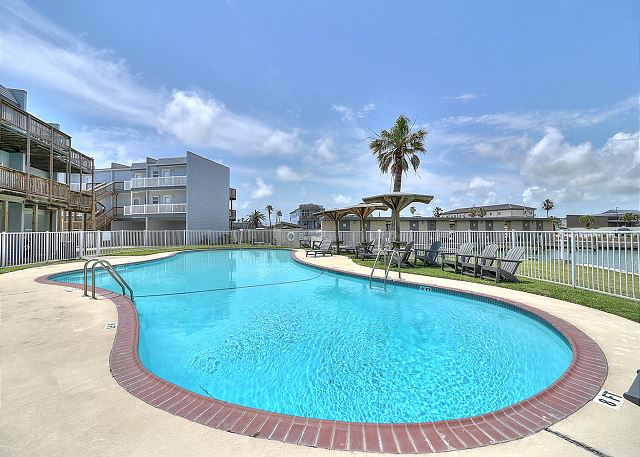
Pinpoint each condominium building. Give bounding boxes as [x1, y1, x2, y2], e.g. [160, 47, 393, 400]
[289, 203, 324, 229]
[322, 215, 554, 233]
[0, 84, 94, 232]
[442, 204, 536, 218]
[93, 152, 235, 231]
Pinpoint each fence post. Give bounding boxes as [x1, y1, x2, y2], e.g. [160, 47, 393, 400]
[97, 231, 102, 256]
[511, 229, 516, 249]
[377, 229, 382, 250]
[79, 231, 85, 258]
[570, 231, 576, 288]
[1, 232, 5, 267]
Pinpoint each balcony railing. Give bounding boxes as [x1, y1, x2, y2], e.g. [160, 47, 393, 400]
[124, 176, 187, 190]
[0, 164, 93, 211]
[1, 99, 93, 173]
[123, 203, 187, 215]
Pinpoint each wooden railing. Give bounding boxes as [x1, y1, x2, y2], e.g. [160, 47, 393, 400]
[1, 99, 91, 172]
[0, 164, 93, 211]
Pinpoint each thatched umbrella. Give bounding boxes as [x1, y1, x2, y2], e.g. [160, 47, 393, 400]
[362, 192, 433, 245]
[314, 208, 353, 250]
[344, 203, 388, 243]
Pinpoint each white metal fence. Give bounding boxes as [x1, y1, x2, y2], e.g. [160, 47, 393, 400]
[1, 229, 638, 300]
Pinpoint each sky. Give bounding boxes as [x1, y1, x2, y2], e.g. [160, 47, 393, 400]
[0, 0, 638, 219]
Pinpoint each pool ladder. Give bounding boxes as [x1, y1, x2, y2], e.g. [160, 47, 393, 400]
[369, 248, 403, 290]
[83, 258, 134, 300]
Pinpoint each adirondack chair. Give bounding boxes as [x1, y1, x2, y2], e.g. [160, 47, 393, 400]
[305, 238, 333, 257]
[460, 243, 499, 277]
[441, 242, 474, 273]
[414, 240, 442, 266]
[479, 246, 526, 282]
[357, 240, 376, 259]
[398, 241, 415, 268]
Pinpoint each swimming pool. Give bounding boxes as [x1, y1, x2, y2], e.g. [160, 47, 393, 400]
[52, 249, 573, 424]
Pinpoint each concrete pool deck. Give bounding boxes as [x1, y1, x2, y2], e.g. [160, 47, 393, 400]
[1, 250, 638, 456]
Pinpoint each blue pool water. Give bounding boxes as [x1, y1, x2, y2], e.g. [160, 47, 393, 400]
[53, 249, 572, 423]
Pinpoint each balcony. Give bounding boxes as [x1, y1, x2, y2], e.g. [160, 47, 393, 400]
[0, 164, 93, 212]
[124, 176, 187, 190]
[123, 203, 187, 215]
[229, 187, 236, 200]
[1, 99, 93, 173]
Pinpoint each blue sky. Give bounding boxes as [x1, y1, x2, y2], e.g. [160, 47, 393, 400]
[1, 0, 638, 218]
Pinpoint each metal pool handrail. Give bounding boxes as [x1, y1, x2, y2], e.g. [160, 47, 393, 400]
[83, 257, 134, 300]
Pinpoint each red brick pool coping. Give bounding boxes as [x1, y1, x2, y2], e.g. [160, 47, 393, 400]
[36, 251, 607, 454]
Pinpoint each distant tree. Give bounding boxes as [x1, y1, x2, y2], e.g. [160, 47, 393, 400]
[579, 214, 596, 229]
[621, 212, 639, 224]
[248, 210, 266, 228]
[478, 207, 487, 218]
[276, 209, 282, 223]
[409, 206, 417, 216]
[369, 114, 428, 192]
[469, 206, 479, 217]
[542, 198, 555, 218]
[265, 205, 273, 227]
[433, 206, 443, 218]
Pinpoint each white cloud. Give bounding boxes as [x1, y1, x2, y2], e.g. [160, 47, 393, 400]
[313, 137, 337, 162]
[332, 103, 376, 123]
[333, 194, 353, 206]
[520, 128, 639, 203]
[158, 90, 300, 155]
[250, 177, 274, 199]
[439, 97, 638, 132]
[275, 165, 301, 182]
[468, 176, 496, 190]
[444, 93, 482, 102]
[0, 0, 161, 124]
[0, 1, 300, 157]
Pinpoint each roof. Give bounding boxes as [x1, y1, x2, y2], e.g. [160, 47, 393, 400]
[598, 209, 640, 216]
[0, 84, 19, 106]
[442, 203, 535, 214]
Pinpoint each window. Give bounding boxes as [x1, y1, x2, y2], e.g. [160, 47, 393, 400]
[152, 195, 159, 204]
[152, 170, 159, 177]
[497, 211, 501, 216]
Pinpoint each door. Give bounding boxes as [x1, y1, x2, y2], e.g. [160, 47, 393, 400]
[161, 169, 171, 178]
[410, 220, 419, 231]
[162, 195, 172, 204]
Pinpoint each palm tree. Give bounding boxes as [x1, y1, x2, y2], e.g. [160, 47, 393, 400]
[276, 209, 282, 223]
[409, 206, 416, 217]
[579, 214, 596, 229]
[265, 205, 273, 228]
[469, 206, 479, 217]
[478, 207, 487, 218]
[542, 198, 555, 218]
[621, 212, 639, 223]
[248, 210, 266, 228]
[369, 114, 428, 192]
[433, 206, 443, 218]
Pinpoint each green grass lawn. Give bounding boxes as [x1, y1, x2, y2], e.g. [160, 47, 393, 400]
[351, 257, 639, 323]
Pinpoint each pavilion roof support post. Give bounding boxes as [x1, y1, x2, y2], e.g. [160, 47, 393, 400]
[344, 203, 388, 243]
[362, 193, 434, 245]
[314, 208, 352, 251]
